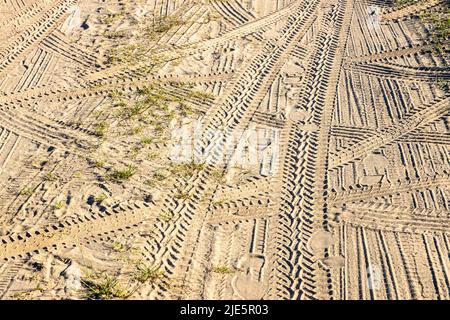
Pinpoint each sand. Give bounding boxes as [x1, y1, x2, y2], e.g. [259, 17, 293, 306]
[0, 0, 449, 300]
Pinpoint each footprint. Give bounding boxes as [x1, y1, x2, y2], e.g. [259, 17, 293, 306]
[308, 230, 334, 254]
[232, 254, 268, 299]
[287, 108, 311, 122]
[321, 255, 345, 269]
[263, 29, 280, 41]
[298, 122, 319, 132]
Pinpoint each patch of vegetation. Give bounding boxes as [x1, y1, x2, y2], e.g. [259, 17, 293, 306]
[159, 212, 173, 222]
[174, 191, 192, 201]
[54, 201, 65, 210]
[110, 166, 136, 182]
[144, 170, 167, 187]
[394, 0, 416, 6]
[177, 103, 193, 116]
[19, 187, 34, 196]
[140, 136, 154, 145]
[105, 84, 182, 141]
[210, 169, 225, 183]
[107, 89, 125, 99]
[418, 4, 449, 53]
[103, 30, 128, 40]
[106, 44, 147, 65]
[212, 266, 235, 274]
[43, 172, 58, 182]
[434, 76, 449, 89]
[81, 260, 166, 300]
[142, 15, 185, 39]
[133, 264, 163, 284]
[11, 291, 31, 300]
[170, 161, 206, 178]
[187, 90, 215, 102]
[99, 11, 125, 25]
[111, 241, 126, 252]
[147, 151, 160, 160]
[82, 274, 128, 300]
[94, 159, 106, 169]
[118, 101, 149, 121]
[94, 193, 108, 203]
[211, 199, 225, 206]
[153, 171, 167, 181]
[94, 121, 109, 138]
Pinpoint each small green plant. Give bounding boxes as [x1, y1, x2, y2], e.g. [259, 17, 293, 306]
[106, 44, 146, 65]
[212, 266, 235, 274]
[210, 169, 225, 183]
[34, 281, 45, 292]
[103, 30, 127, 39]
[19, 187, 34, 196]
[107, 89, 125, 99]
[394, 0, 415, 6]
[170, 161, 206, 178]
[100, 12, 125, 25]
[54, 201, 65, 210]
[212, 199, 224, 206]
[94, 193, 108, 203]
[43, 172, 58, 182]
[111, 241, 125, 252]
[119, 101, 149, 120]
[142, 15, 185, 38]
[11, 291, 31, 300]
[154, 171, 168, 181]
[130, 126, 144, 135]
[143, 179, 156, 187]
[82, 274, 127, 300]
[147, 151, 159, 160]
[133, 264, 163, 284]
[433, 75, 449, 88]
[140, 137, 153, 145]
[159, 212, 173, 222]
[110, 166, 136, 182]
[178, 103, 196, 117]
[188, 90, 215, 101]
[94, 160, 106, 168]
[94, 121, 109, 137]
[174, 192, 191, 201]
[144, 170, 167, 187]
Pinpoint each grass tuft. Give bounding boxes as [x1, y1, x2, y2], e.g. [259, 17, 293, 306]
[19, 187, 34, 196]
[133, 264, 163, 284]
[82, 275, 127, 300]
[110, 166, 136, 182]
[212, 266, 235, 274]
[43, 173, 58, 182]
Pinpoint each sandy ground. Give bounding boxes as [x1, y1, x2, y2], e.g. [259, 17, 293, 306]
[0, 0, 449, 300]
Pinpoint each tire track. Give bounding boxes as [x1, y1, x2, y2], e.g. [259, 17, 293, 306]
[335, 202, 450, 234]
[331, 125, 450, 145]
[346, 42, 449, 64]
[346, 62, 450, 83]
[134, 0, 322, 299]
[330, 96, 450, 168]
[0, 0, 76, 78]
[269, 0, 355, 300]
[0, 201, 158, 261]
[330, 175, 450, 204]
